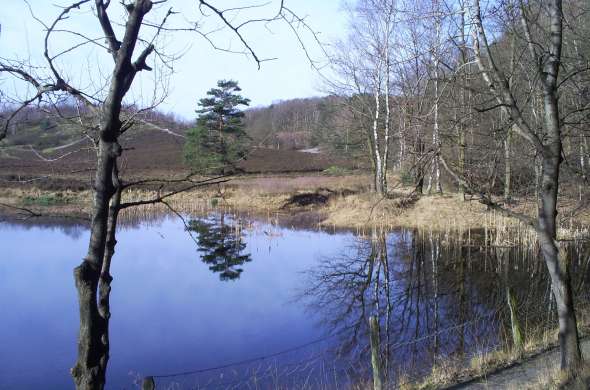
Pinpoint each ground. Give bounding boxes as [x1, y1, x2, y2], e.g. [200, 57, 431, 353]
[448, 339, 590, 390]
[2, 122, 587, 232]
[2, 172, 589, 251]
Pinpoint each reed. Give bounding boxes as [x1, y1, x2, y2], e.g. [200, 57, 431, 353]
[4, 177, 590, 248]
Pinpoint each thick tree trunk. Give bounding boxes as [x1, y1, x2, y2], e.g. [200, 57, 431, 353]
[70, 2, 154, 387]
[538, 146, 581, 370]
[538, 2, 582, 364]
[470, 0, 582, 370]
[97, 164, 121, 379]
[72, 265, 107, 390]
[71, 141, 118, 389]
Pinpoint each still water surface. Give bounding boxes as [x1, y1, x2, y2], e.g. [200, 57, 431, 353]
[0, 216, 351, 389]
[0, 214, 588, 389]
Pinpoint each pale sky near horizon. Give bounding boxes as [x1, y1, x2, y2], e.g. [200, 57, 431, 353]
[0, 0, 348, 120]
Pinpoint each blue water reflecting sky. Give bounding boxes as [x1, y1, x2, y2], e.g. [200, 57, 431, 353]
[0, 216, 353, 389]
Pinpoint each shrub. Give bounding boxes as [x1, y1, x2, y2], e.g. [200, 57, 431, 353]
[22, 193, 70, 207]
[323, 165, 350, 176]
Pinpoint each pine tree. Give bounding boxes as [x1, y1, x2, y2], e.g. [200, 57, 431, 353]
[184, 80, 250, 173]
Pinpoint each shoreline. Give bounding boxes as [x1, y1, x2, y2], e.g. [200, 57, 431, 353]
[1, 173, 589, 238]
[3, 174, 590, 390]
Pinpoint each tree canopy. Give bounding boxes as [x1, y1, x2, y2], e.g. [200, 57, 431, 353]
[184, 80, 251, 173]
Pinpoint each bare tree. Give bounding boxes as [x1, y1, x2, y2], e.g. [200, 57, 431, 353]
[0, 1, 318, 388]
[467, 0, 582, 370]
[426, 0, 444, 194]
[327, 0, 398, 195]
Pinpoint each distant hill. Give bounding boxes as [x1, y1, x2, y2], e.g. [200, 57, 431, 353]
[0, 104, 352, 188]
[0, 105, 188, 152]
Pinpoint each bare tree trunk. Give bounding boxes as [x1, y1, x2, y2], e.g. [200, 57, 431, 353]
[71, 2, 155, 388]
[457, 1, 468, 201]
[428, 0, 442, 194]
[504, 34, 516, 203]
[537, 0, 581, 367]
[415, 127, 425, 194]
[538, 143, 581, 369]
[72, 141, 119, 389]
[470, 0, 582, 370]
[372, 80, 385, 195]
[383, 52, 390, 194]
[504, 128, 512, 201]
[97, 165, 121, 379]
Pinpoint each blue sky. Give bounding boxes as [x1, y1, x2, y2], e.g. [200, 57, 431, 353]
[0, 0, 348, 119]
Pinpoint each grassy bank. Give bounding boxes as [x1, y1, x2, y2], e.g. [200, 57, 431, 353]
[1, 173, 589, 237]
[400, 304, 590, 390]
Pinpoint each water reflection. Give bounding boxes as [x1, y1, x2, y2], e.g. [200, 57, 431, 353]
[302, 229, 590, 386]
[187, 214, 252, 281]
[0, 215, 348, 389]
[1, 215, 589, 389]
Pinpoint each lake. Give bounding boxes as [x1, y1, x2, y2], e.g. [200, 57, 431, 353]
[1, 213, 588, 389]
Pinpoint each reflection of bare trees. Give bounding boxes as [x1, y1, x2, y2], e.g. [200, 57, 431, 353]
[302, 230, 590, 386]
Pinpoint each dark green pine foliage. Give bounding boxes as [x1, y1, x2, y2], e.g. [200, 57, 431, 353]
[187, 214, 251, 281]
[184, 80, 251, 173]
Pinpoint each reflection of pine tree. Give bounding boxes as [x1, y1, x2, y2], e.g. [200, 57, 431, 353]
[187, 214, 251, 281]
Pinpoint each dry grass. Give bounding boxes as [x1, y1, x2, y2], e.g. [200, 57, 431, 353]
[322, 193, 511, 231]
[523, 363, 590, 390]
[226, 173, 370, 194]
[400, 306, 590, 390]
[0, 187, 91, 218]
[2, 173, 589, 238]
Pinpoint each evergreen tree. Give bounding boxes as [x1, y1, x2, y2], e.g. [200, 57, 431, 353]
[184, 80, 250, 173]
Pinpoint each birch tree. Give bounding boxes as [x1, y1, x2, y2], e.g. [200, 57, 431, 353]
[328, 0, 398, 195]
[426, 0, 443, 194]
[467, 0, 583, 370]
